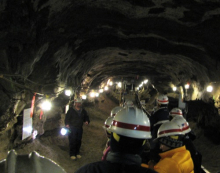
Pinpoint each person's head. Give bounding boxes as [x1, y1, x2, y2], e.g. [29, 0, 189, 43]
[156, 121, 184, 152]
[110, 106, 123, 117]
[157, 94, 169, 107]
[171, 116, 191, 134]
[0, 150, 66, 173]
[103, 116, 114, 138]
[108, 107, 151, 155]
[169, 108, 183, 120]
[74, 98, 82, 109]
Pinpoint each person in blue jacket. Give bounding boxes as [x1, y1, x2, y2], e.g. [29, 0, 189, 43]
[65, 98, 90, 160]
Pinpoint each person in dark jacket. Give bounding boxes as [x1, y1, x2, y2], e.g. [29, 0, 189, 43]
[170, 108, 204, 173]
[147, 94, 169, 163]
[150, 94, 169, 141]
[75, 107, 157, 173]
[65, 98, 90, 160]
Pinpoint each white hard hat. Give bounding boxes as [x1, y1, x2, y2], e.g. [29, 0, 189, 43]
[103, 116, 114, 129]
[157, 121, 184, 139]
[74, 98, 82, 103]
[108, 107, 151, 139]
[110, 106, 123, 117]
[0, 150, 66, 173]
[157, 94, 169, 104]
[170, 108, 183, 118]
[171, 116, 191, 134]
[157, 121, 184, 148]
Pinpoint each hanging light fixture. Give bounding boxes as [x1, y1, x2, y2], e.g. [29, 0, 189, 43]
[117, 82, 122, 88]
[206, 85, 213, 92]
[185, 83, 189, 89]
[104, 86, 109, 91]
[173, 86, 177, 91]
[144, 79, 148, 84]
[82, 95, 87, 100]
[65, 89, 72, 96]
[42, 100, 52, 111]
[90, 92, 95, 97]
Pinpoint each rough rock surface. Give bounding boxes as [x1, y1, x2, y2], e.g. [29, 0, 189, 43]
[0, 1, 220, 172]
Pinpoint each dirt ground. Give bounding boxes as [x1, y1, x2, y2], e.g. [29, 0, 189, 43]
[5, 93, 220, 173]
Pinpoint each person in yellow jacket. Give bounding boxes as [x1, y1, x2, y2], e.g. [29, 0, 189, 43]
[142, 121, 194, 173]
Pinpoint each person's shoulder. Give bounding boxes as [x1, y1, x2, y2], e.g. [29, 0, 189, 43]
[66, 107, 74, 113]
[75, 161, 107, 173]
[156, 107, 169, 113]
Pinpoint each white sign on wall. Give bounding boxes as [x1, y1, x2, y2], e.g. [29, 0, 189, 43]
[22, 108, 33, 140]
[65, 105, 69, 113]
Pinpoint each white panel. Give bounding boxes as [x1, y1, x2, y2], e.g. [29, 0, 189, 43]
[22, 108, 33, 140]
[65, 105, 69, 113]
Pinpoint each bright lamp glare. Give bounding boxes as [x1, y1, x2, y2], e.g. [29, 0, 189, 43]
[109, 81, 113, 86]
[95, 93, 99, 97]
[60, 128, 67, 136]
[99, 89, 103, 93]
[104, 86, 108, 91]
[107, 79, 110, 85]
[144, 80, 148, 84]
[207, 85, 213, 92]
[23, 126, 33, 133]
[173, 86, 177, 91]
[90, 92, 95, 97]
[82, 95, 87, 100]
[118, 82, 122, 88]
[42, 100, 52, 111]
[185, 84, 189, 89]
[33, 130, 38, 139]
[65, 90, 72, 96]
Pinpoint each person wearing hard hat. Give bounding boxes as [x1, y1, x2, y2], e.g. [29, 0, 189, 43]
[142, 121, 194, 173]
[75, 107, 156, 173]
[102, 116, 114, 161]
[150, 94, 169, 141]
[65, 98, 90, 160]
[170, 108, 203, 173]
[148, 94, 170, 163]
[169, 108, 196, 141]
[102, 106, 123, 161]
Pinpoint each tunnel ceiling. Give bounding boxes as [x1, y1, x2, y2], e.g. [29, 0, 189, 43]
[1, 0, 220, 95]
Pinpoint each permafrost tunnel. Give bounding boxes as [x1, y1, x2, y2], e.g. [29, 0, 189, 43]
[0, 0, 220, 172]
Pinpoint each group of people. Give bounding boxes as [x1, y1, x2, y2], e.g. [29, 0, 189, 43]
[64, 95, 203, 173]
[0, 95, 203, 173]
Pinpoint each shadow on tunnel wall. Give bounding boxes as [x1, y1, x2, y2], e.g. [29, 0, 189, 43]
[187, 100, 220, 145]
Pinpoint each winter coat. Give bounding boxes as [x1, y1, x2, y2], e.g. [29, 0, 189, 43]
[142, 146, 194, 173]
